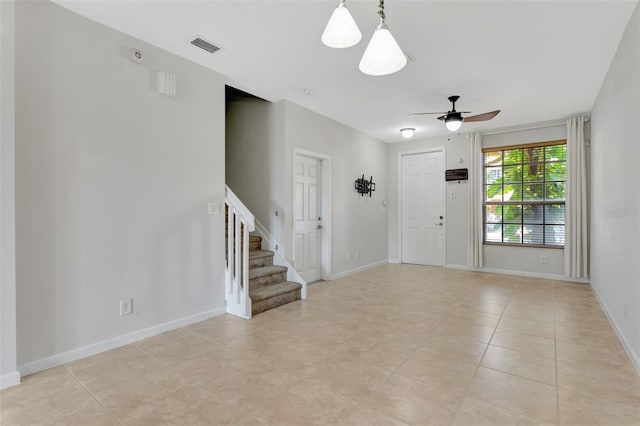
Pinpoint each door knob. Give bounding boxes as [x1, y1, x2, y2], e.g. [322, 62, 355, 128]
[317, 225, 323, 230]
[437, 222, 443, 226]
[439, 215, 444, 219]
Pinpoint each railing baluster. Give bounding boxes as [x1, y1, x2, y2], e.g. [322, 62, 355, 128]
[226, 205, 233, 296]
[224, 186, 255, 319]
[242, 221, 250, 316]
[234, 210, 242, 304]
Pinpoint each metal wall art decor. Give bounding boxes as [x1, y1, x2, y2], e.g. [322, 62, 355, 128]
[355, 175, 376, 197]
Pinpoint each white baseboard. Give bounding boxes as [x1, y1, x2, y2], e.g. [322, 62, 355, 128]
[328, 260, 388, 280]
[388, 259, 401, 264]
[17, 307, 226, 378]
[590, 284, 640, 376]
[445, 264, 472, 271]
[0, 371, 21, 389]
[478, 267, 589, 283]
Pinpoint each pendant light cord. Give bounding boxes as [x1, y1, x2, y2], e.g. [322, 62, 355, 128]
[377, 0, 385, 21]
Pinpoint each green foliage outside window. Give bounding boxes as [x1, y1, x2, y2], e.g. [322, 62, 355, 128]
[484, 142, 566, 247]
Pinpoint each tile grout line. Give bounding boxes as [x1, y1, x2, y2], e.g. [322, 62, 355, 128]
[448, 287, 513, 426]
[553, 281, 561, 425]
[380, 320, 439, 386]
[63, 364, 125, 426]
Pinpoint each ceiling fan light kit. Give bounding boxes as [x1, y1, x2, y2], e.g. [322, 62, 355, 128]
[321, 0, 362, 49]
[410, 95, 501, 133]
[445, 114, 463, 132]
[323, 0, 406, 76]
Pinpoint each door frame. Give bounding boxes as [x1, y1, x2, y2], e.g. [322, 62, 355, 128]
[293, 148, 332, 280]
[398, 147, 447, 265]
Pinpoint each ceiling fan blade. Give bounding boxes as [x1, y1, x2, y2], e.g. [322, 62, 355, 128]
[409, 112, 448, 116]
[463, 110, 501, 122]
[437, 115, 446, 121]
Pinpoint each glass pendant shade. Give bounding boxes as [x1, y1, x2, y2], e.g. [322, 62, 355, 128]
[359, 20, 407, 76]
[321, 1, 362, 49]
[445, 114, 463, 132]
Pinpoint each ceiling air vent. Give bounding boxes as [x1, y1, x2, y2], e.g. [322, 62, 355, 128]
[191, 37, 220, 54]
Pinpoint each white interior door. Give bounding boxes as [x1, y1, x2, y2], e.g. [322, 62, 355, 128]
[294, 155, 322, 282]
[401, 151, 445, 266]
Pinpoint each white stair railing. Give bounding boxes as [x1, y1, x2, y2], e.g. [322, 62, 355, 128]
[225, 186, 255, 319]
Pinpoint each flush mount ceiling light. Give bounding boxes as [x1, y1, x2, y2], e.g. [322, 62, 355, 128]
[400, 128, 415, 139]
[321, 0, 362, 49]
[322, 0, 406, 77]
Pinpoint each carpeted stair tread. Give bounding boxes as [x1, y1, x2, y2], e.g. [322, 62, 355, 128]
[249, 265, 287, 280]
[248, 235, 262, 250]
[250, 281, 302, 303]
[249, 250, 274, 259]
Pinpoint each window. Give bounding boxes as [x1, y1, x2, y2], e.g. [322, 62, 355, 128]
[483, 140, 566, 247]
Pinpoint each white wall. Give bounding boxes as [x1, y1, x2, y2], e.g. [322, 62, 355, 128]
[386, 134, 470, 266]
[387, 125, 570, 277]
[226, 99, 285, 243]
[483, 124, 567, 276]
[283, 101, 388, 277]
[590, 2, 640, 371]
[227, 99, 388, 278]
[0, 0, 20, 389]
[15, 2, 226, 368]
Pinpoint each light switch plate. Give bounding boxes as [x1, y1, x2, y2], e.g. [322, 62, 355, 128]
[208, 202, 221, 215]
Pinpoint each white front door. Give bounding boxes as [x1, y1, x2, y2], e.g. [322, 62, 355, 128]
[401, 151, 445, 266]
[294, 155, 322, 282]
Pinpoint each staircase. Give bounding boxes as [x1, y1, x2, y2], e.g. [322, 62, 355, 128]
[246, 235, 302, 315]
[224, 187, 302, 318]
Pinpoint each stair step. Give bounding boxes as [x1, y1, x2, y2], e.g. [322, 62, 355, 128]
[249, 265, 287, 290]
[250, 281, 302, 315]
[249, 235, 262, 251]
[249, 250, 274, 268]
[224, 235, 262, 251]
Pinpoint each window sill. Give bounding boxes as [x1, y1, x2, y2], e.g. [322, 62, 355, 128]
[483, 242, 564, 249]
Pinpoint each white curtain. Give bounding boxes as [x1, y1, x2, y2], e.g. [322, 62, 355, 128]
[565, 117, 589, 278]
[468, 132, 483, 269]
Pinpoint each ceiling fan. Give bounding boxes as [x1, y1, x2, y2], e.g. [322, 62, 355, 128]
[410, 96, 501, 132]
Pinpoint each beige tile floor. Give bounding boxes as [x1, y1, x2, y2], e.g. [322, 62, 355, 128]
[2, 264, 640, 425]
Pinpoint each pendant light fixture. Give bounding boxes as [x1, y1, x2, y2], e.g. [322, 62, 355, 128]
[359, 0, 407, 76]
[322, 0, 406, 76]
[321, 0, 362, 49]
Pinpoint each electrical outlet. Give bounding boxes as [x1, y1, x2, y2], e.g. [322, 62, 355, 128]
[119, 299, 133, 316]
[346, 252, 351, 261]
[539, 255, 548, 264]
[355, 250, 360, 260]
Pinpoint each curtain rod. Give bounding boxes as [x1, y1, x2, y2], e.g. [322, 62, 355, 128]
[481, 117, 589, 136]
